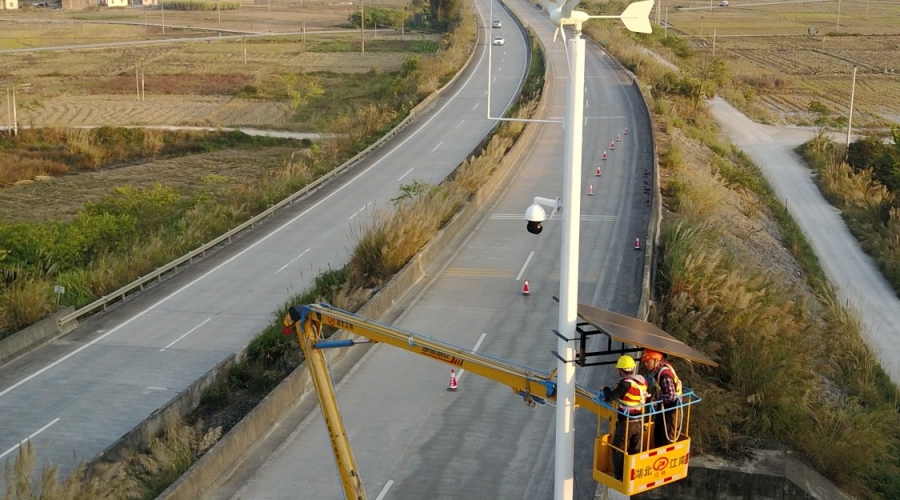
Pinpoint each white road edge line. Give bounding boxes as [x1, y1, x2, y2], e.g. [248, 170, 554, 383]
[456, 332, 487, 382]
[398, 167, 414, 181]
[276, 248, 311, 274]
[0, 418, 61, 460]
[516, 251, 534, 281]
[161, 317, 212, 351]
[0, 10, 498, 401]
[375, 479, 394, 500]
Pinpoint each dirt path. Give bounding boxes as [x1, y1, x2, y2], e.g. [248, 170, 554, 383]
[709, 96, 900, 384]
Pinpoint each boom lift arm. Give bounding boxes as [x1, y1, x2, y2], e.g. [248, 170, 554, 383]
[282, 302, 715, 498]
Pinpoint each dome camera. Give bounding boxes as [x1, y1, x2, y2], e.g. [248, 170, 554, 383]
[525, 203, 547, 235]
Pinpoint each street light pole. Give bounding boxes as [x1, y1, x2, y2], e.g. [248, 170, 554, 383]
[555, 27, 585, 500]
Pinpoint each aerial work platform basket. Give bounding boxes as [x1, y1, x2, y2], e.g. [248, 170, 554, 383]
[568, 301, 718, 496]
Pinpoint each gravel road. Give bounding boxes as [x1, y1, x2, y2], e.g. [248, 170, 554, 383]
[709, 97, 900, 385]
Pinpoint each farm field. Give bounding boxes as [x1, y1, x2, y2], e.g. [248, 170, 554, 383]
[0, 0, 428, 128]
[665, 0, 900, 127]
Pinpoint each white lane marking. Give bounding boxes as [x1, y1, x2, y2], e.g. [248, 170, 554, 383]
[348, 202, 374, 220]
[0, 9, 499, 401]
[146, 386, 168, 391]
[398, 167, 414, 181]
[456, 333, 487, 383]
[432, 141, 444, 152]
[473, 102, 480, 110]
[161, 317, 212, 351]
[516, 251, 535, 281]
[276, 248, 311, 273]
[455, 121, 464, 129]
[0, 418, 61, 460]
[375, 479, 394, 500]
[586, 99, 589, 108]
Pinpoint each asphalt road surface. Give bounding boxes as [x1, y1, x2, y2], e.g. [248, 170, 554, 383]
[206, 0, 653, 498]
[0, 4, 527, 480]
[709, 97, 900, 384]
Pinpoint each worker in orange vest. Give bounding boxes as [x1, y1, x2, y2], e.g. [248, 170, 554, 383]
[600, 355, 648, 481]
[641, 349, 683, 447]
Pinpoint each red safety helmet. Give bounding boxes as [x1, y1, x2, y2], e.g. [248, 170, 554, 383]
[641, 349, 664, 362]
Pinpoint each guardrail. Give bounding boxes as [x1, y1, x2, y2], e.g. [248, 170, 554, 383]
[57, 39, 481, 331]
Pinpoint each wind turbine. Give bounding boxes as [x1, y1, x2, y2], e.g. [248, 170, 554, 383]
[541, 0, 654, 41]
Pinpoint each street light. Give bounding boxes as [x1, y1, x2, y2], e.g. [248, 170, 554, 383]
[528, 2, 653, 499]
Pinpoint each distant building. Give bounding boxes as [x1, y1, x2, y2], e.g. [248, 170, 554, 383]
[101, 0, 127, 5]
[2, 0, 19, 10]
[61, 0, 90, 8]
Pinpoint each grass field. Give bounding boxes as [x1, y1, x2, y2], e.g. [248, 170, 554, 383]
[663, 0, 900, 126]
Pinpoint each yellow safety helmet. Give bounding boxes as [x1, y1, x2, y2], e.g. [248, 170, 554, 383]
[615, 355, 636, 371]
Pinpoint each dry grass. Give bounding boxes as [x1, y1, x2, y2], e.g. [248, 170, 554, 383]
[1, 417, 219, 500]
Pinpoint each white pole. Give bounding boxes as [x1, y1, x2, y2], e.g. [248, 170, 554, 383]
[6, 87, 11, 136]
[712, 27, 716, 56]
[836, 0, 841, 32]
[12, 86, 18, 137]
[846, 66, 857, 149]
[665, 4, 668, 37]
[555, 27, 584, 500]
[161, 0, 165, 35]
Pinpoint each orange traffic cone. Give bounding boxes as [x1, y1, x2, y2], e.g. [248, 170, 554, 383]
[522, 280, 530, 295]
[602, 150, 607, 160]
[596, 166, 602, 176]
[610, 141, 615, 150]
[634, 237, 641, 250]
[616, 133, 621, 142]
[588, 184, 594, 196]
[448, 369, 458, 391]
[624, 126, 628, 135]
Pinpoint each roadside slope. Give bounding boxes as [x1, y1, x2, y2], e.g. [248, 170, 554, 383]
[709, 96, 900, 384]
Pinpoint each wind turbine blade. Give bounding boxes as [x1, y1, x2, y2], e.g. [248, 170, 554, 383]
[561, 0, 580, 18]
[619, 0, 654, 33]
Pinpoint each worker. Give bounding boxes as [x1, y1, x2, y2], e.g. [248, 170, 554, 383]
[641, 349, 683, 447]
[600, 355, 648, 481]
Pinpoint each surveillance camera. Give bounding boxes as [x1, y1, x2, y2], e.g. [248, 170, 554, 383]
[524, 203, 547, 235]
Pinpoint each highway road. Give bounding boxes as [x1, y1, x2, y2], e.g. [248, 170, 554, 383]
[207, 0, 653, 498]
[0, 2, 527, 480]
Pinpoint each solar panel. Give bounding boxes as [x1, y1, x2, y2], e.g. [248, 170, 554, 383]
[574, 301, 718, 367]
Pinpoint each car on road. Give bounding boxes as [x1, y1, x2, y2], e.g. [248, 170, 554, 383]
[492, 20, 502, 28]
[492, 36, 505, 46]
[719, 1, 728, 5]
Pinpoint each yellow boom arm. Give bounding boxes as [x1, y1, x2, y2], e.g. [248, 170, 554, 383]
[282, 303, 701, 498]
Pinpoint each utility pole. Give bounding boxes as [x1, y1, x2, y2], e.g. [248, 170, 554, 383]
[161, 0, 165, 35]
[360, 0, 365, 55]
[5, 87, 10, 136]
[135, 63, 140, 101]
[836, 0, 841, 32]
[712, 27, 716, 57]
[846, 66, 857, 149]
[665, 4, 668, 37]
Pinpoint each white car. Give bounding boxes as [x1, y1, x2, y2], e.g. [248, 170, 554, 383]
[493, 36, 505, 46]
[492, 20, 502, 28]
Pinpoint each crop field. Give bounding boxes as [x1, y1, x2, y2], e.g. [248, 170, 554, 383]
[0, 0, 426, 128]
[0, 33, 434, 128]
[665, 0, 900, 126]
